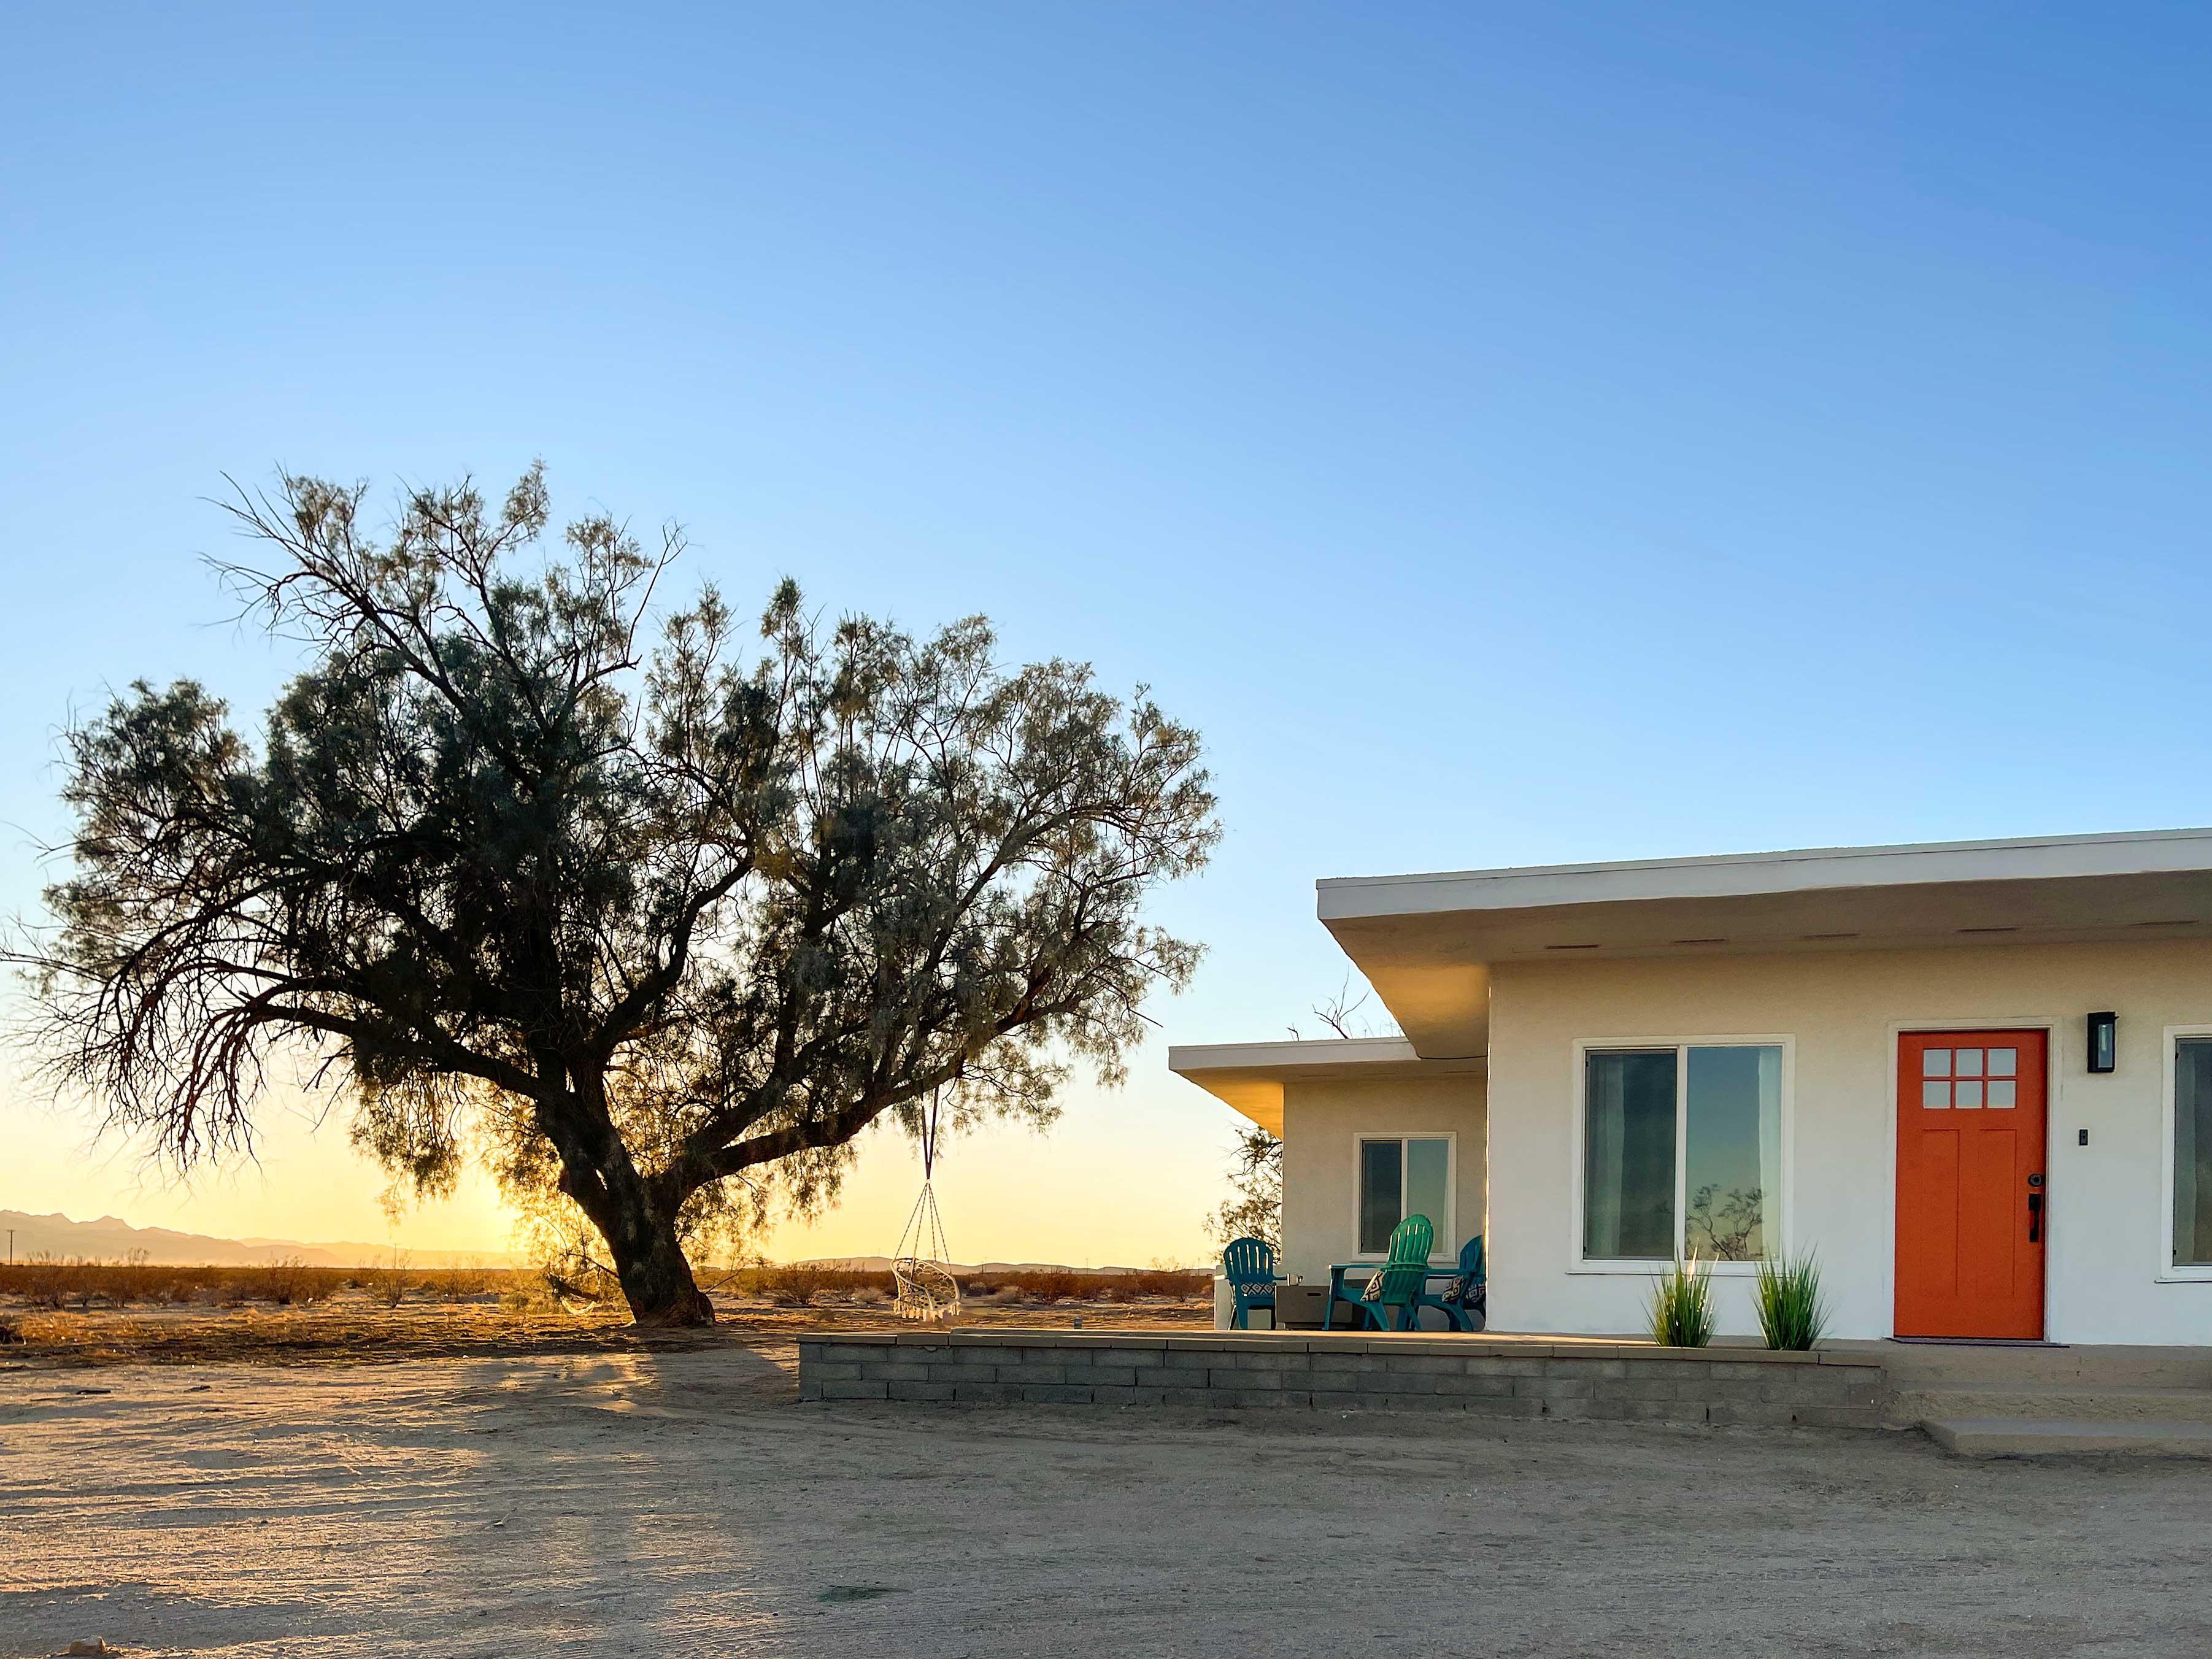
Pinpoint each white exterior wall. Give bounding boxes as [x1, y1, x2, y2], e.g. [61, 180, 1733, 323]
[1486, 939, 2212, 1344]
[1279, 1073, 1487, 1287]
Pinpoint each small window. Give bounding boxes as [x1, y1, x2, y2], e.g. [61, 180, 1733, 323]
[1357, 1134, 1451, 1254]
[1584, 1042, 1784, 1262]
[2175, 1039, 2212, 1269]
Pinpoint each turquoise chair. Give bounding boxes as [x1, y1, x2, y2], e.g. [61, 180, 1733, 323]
[1222, 1236, 1285, 1330]
[1412, 1234, 1486, 1333]
[1356, 1214, 1435, 1331]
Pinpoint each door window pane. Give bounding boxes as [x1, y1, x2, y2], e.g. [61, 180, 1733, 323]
[1358, 1139, 1402, 1255]
[1584, 1050, 1677, 1259]
[1989, 1047, 2017, 1077]
[1921, 1080, 1950, 1108]
[1988, 1080, 2016, 1107]
[1956, 1080, 1983, 1108]
[1923, 1049, 1952, 1077]
[1404, 1139, 1450, 1251]
[1684, 1045, 1781, 1260]
[2176, 1041, 2212, 1266]
[1956, 1048, 1984, 1076]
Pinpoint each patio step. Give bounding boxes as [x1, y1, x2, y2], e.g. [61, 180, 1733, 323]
[1890, 1383, 2212, 1427]
[1925, 1417, 2212, 1458]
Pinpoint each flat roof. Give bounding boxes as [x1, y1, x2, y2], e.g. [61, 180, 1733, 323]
[1316, 827, 2212, 1060]
[1167, 1037, 1484, 1134]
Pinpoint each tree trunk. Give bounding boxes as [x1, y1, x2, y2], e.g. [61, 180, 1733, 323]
[601, 1198, 715, 1327]
[541, 1076, 716, 1328]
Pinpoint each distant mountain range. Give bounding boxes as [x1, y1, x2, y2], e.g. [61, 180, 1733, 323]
[0, 1209, 523, 1269]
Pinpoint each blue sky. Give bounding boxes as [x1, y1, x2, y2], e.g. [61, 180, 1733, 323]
[6, 4, 2212, 1263]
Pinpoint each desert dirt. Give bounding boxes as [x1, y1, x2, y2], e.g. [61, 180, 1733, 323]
[5, 1325, 2211, 1658]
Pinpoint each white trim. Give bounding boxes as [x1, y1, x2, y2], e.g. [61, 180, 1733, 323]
[1567, 1034, 1795, 1277]
[1317, 825, 2212, 915]
[2159, 1025, 2212, 1283]
[1350, 1130, 1458, 1262]
[1883, 1018, 2057, 1339]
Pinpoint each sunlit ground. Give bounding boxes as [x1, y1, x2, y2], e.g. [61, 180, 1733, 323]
[5, 1347, 2208, 1658]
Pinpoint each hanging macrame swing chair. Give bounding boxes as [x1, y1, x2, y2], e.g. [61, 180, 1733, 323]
[892, 1091, 961, 1323]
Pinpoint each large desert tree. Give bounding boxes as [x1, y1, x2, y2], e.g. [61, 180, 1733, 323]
[17, 467, 1217, 1324]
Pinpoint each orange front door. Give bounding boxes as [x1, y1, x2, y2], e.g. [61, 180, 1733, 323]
[1895, 1030, 2048, 1339]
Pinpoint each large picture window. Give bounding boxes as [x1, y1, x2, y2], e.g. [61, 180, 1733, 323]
[1357, 1134, 1452, 1255]
[1582, 1042, 1783, 1263]
[2172, 1037, 2212, 1271]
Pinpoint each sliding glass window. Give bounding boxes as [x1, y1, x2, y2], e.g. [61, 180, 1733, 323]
[2175, 1039, 2212, 1269]
[1583, 1043, 1783, 1263]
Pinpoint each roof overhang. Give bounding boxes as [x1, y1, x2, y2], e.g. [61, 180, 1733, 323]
[1319, 828, 2212, 1060]
[1166, 1036, 1486, 1135]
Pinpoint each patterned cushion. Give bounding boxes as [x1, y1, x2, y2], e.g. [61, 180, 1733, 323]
[1360, 1270, 1387, 1301]
[1441, 1272, 1474, 1303]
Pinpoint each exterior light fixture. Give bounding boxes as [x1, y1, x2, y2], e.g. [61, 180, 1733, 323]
[2087, 1011, 2117, 1074]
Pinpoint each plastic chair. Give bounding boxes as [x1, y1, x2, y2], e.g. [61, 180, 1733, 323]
[1412, 1234, 1486, 1333]
[1357, 1214, 1435, 1331]
[1222, 1236, 1285, 1330]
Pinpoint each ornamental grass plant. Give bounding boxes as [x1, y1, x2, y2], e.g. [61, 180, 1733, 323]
[1753, 1252, 1832, 1350]
[1646, 1256, 1714, 1347]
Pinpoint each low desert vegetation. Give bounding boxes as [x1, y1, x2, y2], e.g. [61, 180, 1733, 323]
[1752, 1252, 1832, 1350]
[1646, 1257, 1716, 1348]
[0, 1257, 528, 1311]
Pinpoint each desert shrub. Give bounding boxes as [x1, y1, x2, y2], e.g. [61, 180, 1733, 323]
[1647, 1257, 1714, 1348]
[760, 1264, 831, 1307]
[1753, 1253, 1831, 1350]
[0, 1317, 21, 1344]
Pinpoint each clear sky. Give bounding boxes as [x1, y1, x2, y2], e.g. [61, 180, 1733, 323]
[6, 4, 2212, 1266]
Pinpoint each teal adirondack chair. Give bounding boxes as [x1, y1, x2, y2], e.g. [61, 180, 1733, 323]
[1412, 1234, 1486, 1333]
[1357, 1214, 1435, 1331]
[1222, 1236, 1285, 1330]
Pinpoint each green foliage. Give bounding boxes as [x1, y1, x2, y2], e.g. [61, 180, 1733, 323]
[1647, 1256, 1714, 1347]
[1209, 1124, 1282, 1249]
[1752, 1252, 1831, 1350]
[17, 466, 1219, 1322]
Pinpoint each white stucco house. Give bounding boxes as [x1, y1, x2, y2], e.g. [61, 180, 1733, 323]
[1171, 828, 2212, 1346]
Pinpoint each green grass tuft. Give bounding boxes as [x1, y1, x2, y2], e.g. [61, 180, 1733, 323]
[1646, 1256, 1714, 1347]
[1752, 1252, 1831, 1350]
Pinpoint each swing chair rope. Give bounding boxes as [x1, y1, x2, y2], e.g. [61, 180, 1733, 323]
[892, 1087, 960, 1323]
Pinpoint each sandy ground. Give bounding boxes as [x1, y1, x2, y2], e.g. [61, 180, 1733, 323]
[5, 1345, 2211, 1659]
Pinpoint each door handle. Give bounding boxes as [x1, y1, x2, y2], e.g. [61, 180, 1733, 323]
[2027, 1190, 2043, 1244]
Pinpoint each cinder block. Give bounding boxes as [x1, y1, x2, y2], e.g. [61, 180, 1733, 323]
[1219, 1350, 1307, 1371]
[1135, 1367, 1209, 1388]
[806, 1362, 861, 1382]
[1090, 1385, 1147, 1406]
[1463, 1358, 1547, 1378]
[864, 1362, 933, 1382]
[819, 1344, 896, 1368]
[798, 1380, 823, 1401]
[1543, 1359, 1628, 1380]
[995, 1365, 1068, 1385]
[1208, 1389, 1311, 1408]
[1020, 1384, 1095, 1404]
[1215, 1366, 1303, 1390]
[1160, 1388, 1217, 1407]
[820, 1380, 890, 1400]
[887, 1380, 957, 1402]
[1432, 1374, 1517, 1399]
[925, 1363, 1002, 1384]
[1517, 1378, 1594, 1401]
[1710, 1361, 1773, 1380]
[951, 1382, 1021, 1404]
[1628, 1360, 1711, 1383]
[1587, 1398, 1701, 1423]
[1062, 1366, 1139, 1388]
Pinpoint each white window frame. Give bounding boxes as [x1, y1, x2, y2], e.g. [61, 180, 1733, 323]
[1349, 1131, 1457, 1261]
[2160, 1025, 2212, 1283]
[1569, 1034, 1795, 1276]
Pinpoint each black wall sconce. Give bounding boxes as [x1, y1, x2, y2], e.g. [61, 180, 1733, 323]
[2087, 1010, 2118, 1074]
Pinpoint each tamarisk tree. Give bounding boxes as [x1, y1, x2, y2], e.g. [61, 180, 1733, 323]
[18, 468, 1218, 1325]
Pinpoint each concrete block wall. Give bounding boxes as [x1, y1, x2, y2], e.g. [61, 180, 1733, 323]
[796, 1330, 1884, 1428]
